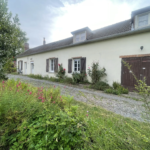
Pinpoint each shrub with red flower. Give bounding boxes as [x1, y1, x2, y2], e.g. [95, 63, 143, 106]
[56, 64, 66, 79]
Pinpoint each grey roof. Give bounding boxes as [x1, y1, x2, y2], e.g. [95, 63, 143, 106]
[17, 19, 135, 58]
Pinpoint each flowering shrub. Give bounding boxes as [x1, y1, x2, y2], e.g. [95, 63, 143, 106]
[56, 64, 66, 79]
[0, 79, 86, 149]
[87, 62, 106, 84]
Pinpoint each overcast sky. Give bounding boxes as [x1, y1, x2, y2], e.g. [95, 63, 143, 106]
[8, 0, 149, 48]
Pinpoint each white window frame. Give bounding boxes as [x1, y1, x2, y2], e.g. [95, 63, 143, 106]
[138, 13, 148, 28]
[49, 59, 55, 72]
[74, 32, 86, 43]
[73, 59, 81, 73]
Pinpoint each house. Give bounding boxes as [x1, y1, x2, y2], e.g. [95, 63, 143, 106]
[17, 6, 150, 90]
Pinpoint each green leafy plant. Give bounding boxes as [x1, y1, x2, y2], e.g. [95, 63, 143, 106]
[56, 64, 66, 79]
[64, 76, 73, 84]
[28, 74, 43, 79]
[72, 71, 87, 84]
[0, 79, 86, 149]
[90, 81, 110, 91]
[113, 82, 120, 90]
[87, 62, 106, 84]
[105, 88, 113, 94]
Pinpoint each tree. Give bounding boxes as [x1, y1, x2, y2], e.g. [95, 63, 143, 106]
[0, 0, 28, 79]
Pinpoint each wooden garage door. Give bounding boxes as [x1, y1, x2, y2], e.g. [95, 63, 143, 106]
[121, 57, 150, 91]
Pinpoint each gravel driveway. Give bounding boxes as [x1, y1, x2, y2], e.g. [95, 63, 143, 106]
[8, 74, 147, 122]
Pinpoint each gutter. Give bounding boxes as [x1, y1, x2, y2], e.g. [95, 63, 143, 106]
[17, 26, 150, 58]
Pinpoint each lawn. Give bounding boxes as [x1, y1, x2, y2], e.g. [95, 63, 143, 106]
[0, 79, 150, 150]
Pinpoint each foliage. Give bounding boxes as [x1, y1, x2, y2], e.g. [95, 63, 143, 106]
[87, 62, 106, 84]
[113, 81, 120, 90]
[90, 81, 110, 91]
[56, 64, 66, 79]
[28, 74, 43, 79]
[105, 82, 128, 95]
[122, 60, 150, 119]
[72, 71, 87, 84]
[0, 79, 86, 149]
[3, 57, 17, 73]
[64, 76, 73, 84]
[0, 0, 28, 79]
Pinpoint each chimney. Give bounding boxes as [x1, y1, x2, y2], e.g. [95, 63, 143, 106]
[24, 43, 29, 50]
[43, 37, 46, 45]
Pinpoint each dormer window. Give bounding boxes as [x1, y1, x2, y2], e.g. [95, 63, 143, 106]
[75, 32, 86, 43]
[138, 13, 148, 27]
[71, 27, 92, 44]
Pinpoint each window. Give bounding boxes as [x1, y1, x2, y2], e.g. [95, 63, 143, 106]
[49, 59, 54, 72]
[75, 32, 86, 43]
[73, 59, 80, 72]
[138, 14, 148, 27]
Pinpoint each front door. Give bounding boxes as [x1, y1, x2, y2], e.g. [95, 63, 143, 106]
[31, 63, 34, 74]
[121, 57, 150, 91]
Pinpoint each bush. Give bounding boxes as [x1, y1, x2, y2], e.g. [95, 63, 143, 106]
[64, 76, 73, 84]
[118, 86, 129, 94]
[88, 62, 106, 84]
[104, 82, 129, 95]
[90, 81, 110, 91]
[56, 64, 66, 79]
[28, 74, 43, 79]
[0, 79, 86, 149]
[105, 88, 113, 94]
[112, 82, 120, 90]
[72, 71, 87, 83]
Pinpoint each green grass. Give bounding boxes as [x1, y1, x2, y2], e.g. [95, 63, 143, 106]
[72, 100, 150, 149]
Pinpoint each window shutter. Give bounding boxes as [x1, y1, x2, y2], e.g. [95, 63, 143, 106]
[18, 61, 19, 69]
[54, 58, 58, 72]
[81, 57, 86, 72]
[68, 59, 72, 73]
[21, 61, 23, 70]
[46, 59, 49, 72]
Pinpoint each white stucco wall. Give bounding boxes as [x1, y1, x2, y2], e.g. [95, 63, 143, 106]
[17, 32, 150, 86]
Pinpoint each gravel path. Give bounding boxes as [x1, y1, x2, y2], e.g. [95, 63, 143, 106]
[8, 74, 147, 122]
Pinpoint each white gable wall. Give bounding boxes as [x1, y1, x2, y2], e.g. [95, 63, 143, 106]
[17, 32, 150, 86]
